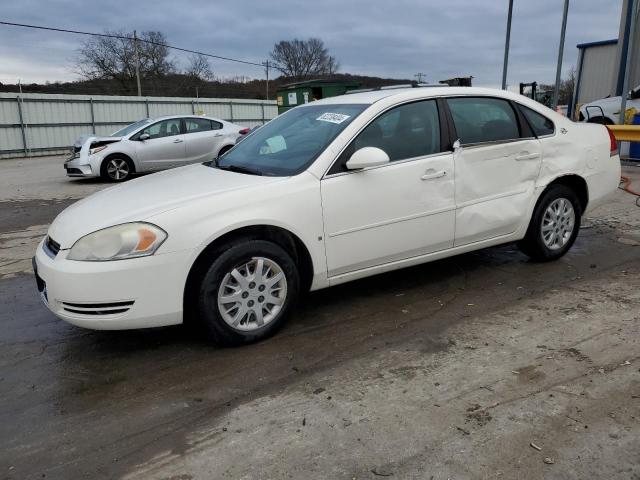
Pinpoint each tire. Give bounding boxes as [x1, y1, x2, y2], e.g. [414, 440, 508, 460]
[100, 156, 133, 182]
[587, 116, 614, 125]
[518, 185, 582, 262]
[195, 240, 300, 346]
[218, 145, 233, 157]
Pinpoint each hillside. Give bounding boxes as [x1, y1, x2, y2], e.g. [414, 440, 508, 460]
[0, 73, 415, 99]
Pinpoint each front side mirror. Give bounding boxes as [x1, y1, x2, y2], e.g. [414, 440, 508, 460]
[346, 147, 390, 170]
[139, 133, 150, 141]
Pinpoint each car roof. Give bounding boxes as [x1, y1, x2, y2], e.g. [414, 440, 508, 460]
[149, 114, 226, 122]
[308, 86, 527, 105]
[304, 86, 567, 121]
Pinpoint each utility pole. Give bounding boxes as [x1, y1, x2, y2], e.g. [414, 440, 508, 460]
[133, 30, 142, 96]
[414, 72, 427, 83]
[552, 0, 570, 109]
[501, 0, 514, 90]
[620, 0, 638, 125]
[264, 60, 270, 100]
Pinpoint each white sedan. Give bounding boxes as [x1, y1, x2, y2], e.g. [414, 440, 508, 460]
[34, 87, 621, 346]
[65, 115, 249, 182]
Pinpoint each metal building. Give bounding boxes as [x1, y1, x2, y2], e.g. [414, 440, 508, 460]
[574, 39, 619, 105]
[573, 0, 639, 111]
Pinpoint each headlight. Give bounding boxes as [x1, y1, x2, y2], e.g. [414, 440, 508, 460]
[89, 145, 108, 155]
[67, 223, 167, 261]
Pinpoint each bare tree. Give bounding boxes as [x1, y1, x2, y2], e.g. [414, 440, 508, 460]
[75, 30, 175, 92]
[269, 38, 339, 79]
[539, 66, 576, 106]
[141, 31, 175, 77]
[185, 54, 214, 81]
[326, 56, 340, 75]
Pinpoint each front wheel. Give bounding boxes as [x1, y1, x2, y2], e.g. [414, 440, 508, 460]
[196, 240, 300, 346]
[518, 185, 582, 262]
[101, 157, 133, 182]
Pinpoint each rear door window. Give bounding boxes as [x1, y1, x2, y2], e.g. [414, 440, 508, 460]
[446, 97, 521, 145]
[520, 105, 555, 136]
[185, 118, 213, 133]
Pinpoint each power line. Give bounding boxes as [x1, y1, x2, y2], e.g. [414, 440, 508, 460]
[414, 72, 427, 83]
[0, 20, 265, 67]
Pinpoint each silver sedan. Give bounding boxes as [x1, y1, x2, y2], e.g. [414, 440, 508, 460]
[65, 115, 250, 182]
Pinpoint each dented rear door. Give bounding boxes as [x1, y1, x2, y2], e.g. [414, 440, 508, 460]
[445, 96, 542, 246]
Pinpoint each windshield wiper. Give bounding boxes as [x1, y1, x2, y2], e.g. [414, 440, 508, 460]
[216, 164, 263, 176]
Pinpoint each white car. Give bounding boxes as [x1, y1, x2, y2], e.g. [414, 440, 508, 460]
[579, 84, 640, 124]
[34, 87, 621, 346]
[65, 115, 249, 182]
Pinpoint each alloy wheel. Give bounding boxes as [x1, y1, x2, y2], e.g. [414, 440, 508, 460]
[106, 159, 130, 181]
[541, 198, 575, 250]
[217, 257, 288, 331]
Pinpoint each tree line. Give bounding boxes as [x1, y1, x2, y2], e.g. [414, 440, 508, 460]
[56, 32, 345, 97]
[0, 32, 414, 98]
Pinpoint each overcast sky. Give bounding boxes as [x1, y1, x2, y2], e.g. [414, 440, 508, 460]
[0, 0, 623, 88]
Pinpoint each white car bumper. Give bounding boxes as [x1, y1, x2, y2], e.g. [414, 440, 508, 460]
[64, 152, 103, 178]
[33, 238, 194, 330]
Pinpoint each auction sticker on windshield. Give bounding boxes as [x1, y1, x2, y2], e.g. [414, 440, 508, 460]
[316, 113, 351, 124]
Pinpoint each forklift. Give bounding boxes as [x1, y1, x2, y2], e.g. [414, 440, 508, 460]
[519, 82, 553, 108]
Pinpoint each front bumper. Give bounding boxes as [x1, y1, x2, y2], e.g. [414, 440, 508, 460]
[34, 238, 194, 330]
[64, 154, 99, 178]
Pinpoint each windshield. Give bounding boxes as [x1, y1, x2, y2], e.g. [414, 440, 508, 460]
[111, 118, 152, 137]
[216, 104, 367, 176]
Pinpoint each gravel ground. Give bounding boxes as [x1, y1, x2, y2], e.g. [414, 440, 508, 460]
[0, 156, 639, 480]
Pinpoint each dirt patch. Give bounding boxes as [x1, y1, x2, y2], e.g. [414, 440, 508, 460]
[515, 364, 546, 383]
[466, 404, 493, 426]
[560, 347, 591, 363]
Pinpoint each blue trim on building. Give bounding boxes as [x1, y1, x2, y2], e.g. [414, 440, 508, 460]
[617, 0, 635, 96]
[576, 39, 618, 49]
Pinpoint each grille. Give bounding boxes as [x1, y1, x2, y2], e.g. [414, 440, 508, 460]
[62, 300, 135, 316]
[43, 236, 60, 258]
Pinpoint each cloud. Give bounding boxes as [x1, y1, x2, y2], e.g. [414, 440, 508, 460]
[0, 0, 623, 86]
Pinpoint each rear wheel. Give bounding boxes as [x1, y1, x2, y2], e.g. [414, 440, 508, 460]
[587, 116, 614, 125]
[518, 185, 582, 261]
[195, 240, 300, 346]
[218, 145, 233, 157]
[101, 157, 133, 182]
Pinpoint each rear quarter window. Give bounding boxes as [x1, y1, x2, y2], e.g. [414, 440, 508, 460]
[520, 105, 555, 136]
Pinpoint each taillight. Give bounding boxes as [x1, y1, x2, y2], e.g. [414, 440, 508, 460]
[605, 126, 617, 156]
[239, 128, 250, 135]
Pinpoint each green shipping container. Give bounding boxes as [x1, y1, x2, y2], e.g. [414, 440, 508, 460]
[276, 79, 360, 114]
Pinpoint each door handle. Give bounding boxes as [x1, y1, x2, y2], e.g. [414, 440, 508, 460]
[173, 138, 184, 143]
[421, 170, 447, 180]
[515, 152, 540, 161]
[213, 133, 224, 137]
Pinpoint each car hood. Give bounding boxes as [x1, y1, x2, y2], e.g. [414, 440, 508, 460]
[581, 96, 621, 112]
[48, 164, 284, 248]
[74, 134, 122, 148]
